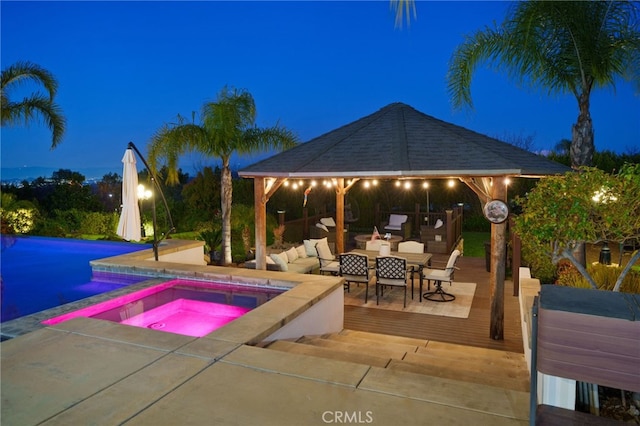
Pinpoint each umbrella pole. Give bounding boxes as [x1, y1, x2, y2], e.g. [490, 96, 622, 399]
[151, 176, 158, 261]
[127, 141, 175, 261]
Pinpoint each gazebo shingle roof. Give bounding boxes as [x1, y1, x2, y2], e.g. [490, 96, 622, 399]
[239, 102, 570, 178]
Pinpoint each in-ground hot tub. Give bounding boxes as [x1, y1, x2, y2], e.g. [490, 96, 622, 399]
[43, 279, 285, 337]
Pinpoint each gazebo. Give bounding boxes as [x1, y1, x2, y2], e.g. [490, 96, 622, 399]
[239, 102, 570, 340]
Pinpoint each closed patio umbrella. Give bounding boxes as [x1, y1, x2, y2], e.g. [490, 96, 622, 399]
[116, 148, 141, 242]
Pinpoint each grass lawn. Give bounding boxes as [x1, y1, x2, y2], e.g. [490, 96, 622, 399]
[462, 232, 490, 257]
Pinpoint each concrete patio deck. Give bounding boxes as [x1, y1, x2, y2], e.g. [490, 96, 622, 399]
[1, 241, 529, 425]
[1, 317, 528, 425]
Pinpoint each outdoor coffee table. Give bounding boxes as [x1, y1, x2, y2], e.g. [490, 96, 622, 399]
[354, 234, 403, 250]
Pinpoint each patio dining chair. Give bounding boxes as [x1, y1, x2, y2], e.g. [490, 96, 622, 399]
[397, 241, 424, 299]
[339, 253, 372, 302]
[422, 249, 461, 302]
[316, 238, 340, 275]
[375, 256, 408, 308]
[318, 256, 340, 276]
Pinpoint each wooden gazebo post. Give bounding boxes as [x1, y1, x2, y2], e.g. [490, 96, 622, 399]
[253, 177, 267, 270]
[489, 176, 508, 340]
[253, 176, 286, 270]
[335, 178, 345, 254]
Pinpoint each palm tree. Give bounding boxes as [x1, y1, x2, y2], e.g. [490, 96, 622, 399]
[391, 0, 416, 28]
[447, 1, 640, 168]
[148, 86, 298, 265]
[1, 61, 66, 148]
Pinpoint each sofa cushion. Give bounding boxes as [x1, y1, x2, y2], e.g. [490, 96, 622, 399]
[320, 217, 336, 227]
[387, 214, 408, 229]
[315, 237, 333, 261]
[315, 223, 329, 232]
[286, 247, 299, 263]
[270, 253, 288, 271]
[303, 239, 323, 257]
[295, 245, 308, 259]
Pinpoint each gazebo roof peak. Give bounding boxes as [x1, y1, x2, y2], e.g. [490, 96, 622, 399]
[239, 102, 570, 179]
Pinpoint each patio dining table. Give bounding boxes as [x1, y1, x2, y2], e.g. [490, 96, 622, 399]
[348, 249, 432, 302]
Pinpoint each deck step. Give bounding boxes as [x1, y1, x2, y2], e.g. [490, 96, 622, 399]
[420, 341, 525, 364]
[337, 329, 429, 347]
[296, 336, 408, 360]
[389, 352, 530, 392]
[359, 367, 529, 421]
[265, 340, 391, 367]
[321, 334, 422, 355]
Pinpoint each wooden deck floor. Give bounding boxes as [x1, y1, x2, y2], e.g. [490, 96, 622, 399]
[344, 255, 525, 353]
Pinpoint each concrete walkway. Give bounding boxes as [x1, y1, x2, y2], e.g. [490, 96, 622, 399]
[2, 317, 528, 425]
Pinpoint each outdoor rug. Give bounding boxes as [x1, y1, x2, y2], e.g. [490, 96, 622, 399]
[343, 281, 477, 319]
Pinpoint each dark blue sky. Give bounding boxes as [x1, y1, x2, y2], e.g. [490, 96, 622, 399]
[2, 1, 638, 180]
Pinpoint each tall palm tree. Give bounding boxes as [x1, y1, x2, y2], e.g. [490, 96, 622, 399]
[391, 0, 416, 28]
[447, 1, 640, 168]
[1, 61, 66, 148]
[148, 86, 298, 265]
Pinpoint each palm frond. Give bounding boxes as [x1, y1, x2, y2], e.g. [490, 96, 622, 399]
[1, 94, 66, 148]
[1, 61, 58, 99]
[447, 0, 640, 109]
[390, 0, 416, 28]
[1, 61, 66, 147]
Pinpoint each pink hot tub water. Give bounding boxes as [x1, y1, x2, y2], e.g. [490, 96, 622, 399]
[43, 279, 283, 337]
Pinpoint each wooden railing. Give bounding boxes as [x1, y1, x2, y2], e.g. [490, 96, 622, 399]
[279, 204, 463, 254]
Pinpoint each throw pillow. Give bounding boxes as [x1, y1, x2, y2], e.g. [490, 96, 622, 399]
[303, 239, 318, 257]
[315, 223, 329, 232]
[295, 245, 308, 259]
[286, 247, 299, 263]
[315, 237, 333, 261]
[270, 253, 288, 272]
[320, 217, 336, 227]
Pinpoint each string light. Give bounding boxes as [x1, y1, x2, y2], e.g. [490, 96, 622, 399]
[395, 180, 401, 187]
[363, 181, 371, 188]
[422, 181, 429, 189]
[404, 181, 411, 189]
[372, 179, 378, 186]
[447, 179, 455, 188]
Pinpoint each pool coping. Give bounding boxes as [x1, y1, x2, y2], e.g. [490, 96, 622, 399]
[1, 239, 344, 342]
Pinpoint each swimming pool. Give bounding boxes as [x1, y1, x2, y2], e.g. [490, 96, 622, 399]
[43, 279, 284, 337]
[0, 235, 151, 322]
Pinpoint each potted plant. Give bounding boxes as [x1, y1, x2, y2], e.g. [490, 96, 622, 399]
[199, 229, 222, 265]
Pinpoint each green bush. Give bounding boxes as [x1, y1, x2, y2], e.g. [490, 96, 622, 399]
[522, 244, 558, 284]
[79, 212, 119, 235]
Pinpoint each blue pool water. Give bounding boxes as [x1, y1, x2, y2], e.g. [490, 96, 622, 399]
[1, 235, 151, 322]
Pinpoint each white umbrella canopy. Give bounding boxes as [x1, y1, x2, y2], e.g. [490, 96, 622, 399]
[116, 148, 141, 241]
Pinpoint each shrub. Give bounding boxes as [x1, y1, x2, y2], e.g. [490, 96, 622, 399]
[556, 262, 640, 294]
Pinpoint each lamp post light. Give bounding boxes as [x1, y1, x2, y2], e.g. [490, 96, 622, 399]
[592, 186, 617, 266]
[137, 184, 152, 237]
